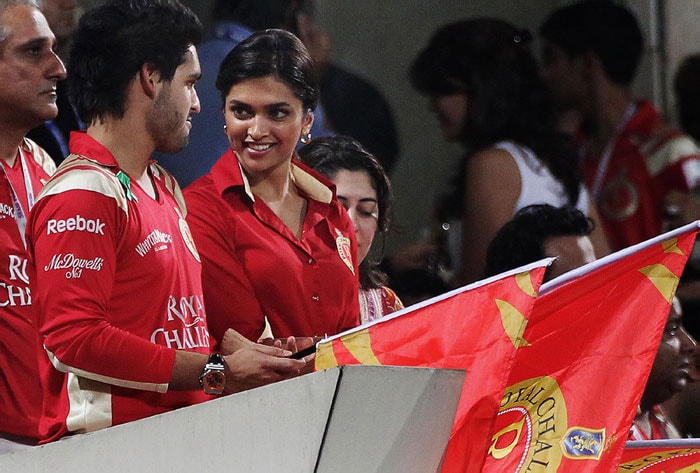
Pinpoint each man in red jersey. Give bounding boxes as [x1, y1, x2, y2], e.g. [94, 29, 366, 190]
[26, 0, 306, 443]
[0, 0, 65, 452]
[540, 1, 700, 251]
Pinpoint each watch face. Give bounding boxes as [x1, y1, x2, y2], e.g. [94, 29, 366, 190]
[204, 370, 225, 394]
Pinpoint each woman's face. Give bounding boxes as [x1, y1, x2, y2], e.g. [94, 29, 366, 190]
[429, 93, 468, 142]
[223, 75, 313, 181]
[332, 169, 379, 263]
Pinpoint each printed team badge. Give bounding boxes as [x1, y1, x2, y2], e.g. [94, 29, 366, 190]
[335, 228, 355, 275]
[561, 427, 605, 460]
[600, 168, 638, 222]
[175, 206, 200, 263]
[485, 375, 605, 472]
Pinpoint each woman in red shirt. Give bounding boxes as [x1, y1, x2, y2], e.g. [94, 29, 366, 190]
[184, 29, 360, 345]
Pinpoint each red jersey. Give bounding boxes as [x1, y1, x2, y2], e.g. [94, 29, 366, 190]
[27, 132, 210, 442]
[184, 150, 360, 345]
[0, 139, 54, 441]
[583, 100, 700, 250]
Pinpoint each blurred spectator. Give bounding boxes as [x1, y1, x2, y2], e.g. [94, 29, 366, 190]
[296, 2, 400, 174]
[674, 54, 700, 143]
[394, 17, 607, 285]
[540, 0, 700, 251]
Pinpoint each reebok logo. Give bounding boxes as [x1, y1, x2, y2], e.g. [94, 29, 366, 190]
[47, 215, 105, 235]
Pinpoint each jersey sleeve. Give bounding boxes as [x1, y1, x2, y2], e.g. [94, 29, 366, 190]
[184, 185, 267, 344]
[28, 180, 175, 393]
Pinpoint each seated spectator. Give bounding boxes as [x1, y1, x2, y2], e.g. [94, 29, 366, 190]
[630, 298, 696, 440]
[484, 204, 597, 282]
[299, 135, 403, 323]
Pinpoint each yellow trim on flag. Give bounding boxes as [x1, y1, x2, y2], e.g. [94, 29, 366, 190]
[496, 299, 530, 348]
[515, 272, 537, 297]
[315, 341, 339, 371]
[639, 264, 680, 303]
[341, 329, 382, 365]
[661, 237, 684, 255]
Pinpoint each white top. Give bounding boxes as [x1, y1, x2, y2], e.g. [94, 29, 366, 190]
[494, 140, 588, 213]
[446, 141, 589, 273]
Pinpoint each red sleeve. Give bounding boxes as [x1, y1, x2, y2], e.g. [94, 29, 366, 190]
[28, 189, 175, 392]
[185, 185, 267, 344]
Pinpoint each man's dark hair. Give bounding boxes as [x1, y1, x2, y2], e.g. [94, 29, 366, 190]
[484, 204, 594, 280]
[539, 0, 643, 86]
[68, 0, 202, 124]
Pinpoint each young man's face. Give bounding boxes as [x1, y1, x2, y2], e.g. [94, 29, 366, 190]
[0, 4, 66, 131]
[148, 45, 201, 154]
[542, 234, 596, 281]
[539, 42, 587, 115]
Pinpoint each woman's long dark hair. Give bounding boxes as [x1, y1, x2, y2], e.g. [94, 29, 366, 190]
[410, 18, 581, 220]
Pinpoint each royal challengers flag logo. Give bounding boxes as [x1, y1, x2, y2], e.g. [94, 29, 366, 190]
[315, 259, 552, 473]
[483, 222, 699, 473]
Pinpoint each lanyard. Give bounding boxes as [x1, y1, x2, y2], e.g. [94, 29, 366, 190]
[590, 103, 637, 201]
[1, 147, 36, 247]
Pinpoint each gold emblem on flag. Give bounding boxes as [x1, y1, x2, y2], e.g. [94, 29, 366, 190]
[487, 376, 566, 471]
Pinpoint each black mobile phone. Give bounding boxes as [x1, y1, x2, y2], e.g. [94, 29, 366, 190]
[290, 344, 316, 359]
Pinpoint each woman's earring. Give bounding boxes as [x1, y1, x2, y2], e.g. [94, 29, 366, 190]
[300, 132, 312, 145]
[223, 125, 227, 133]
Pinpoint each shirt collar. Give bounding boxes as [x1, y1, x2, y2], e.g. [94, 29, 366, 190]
[68, 130, 120, 168]
[210, 149, 334, 204]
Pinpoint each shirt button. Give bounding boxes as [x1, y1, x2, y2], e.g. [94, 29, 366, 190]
[312, 295, 320, 302]
[308, 258, 314, 264]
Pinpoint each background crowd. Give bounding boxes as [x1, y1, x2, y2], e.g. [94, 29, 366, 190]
[1, 0, 699, 455]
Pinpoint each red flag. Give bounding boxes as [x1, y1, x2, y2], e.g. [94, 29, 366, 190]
[619, 440, 700, 472]
[482, 222, 699, 473]
[315, 260, 550, 473]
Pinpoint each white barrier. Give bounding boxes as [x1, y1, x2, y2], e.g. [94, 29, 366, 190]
[0, 365, 465, 472]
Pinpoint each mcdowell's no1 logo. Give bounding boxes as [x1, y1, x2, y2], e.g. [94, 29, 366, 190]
[486, 376, 605, 472]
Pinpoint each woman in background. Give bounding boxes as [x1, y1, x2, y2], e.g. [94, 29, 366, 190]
[184, 29, 359, 345]
[406, 18, 609, 284]
[300, 136, 403, 323]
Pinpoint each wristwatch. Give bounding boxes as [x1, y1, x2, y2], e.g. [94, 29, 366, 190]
[199, 354, 226, 395]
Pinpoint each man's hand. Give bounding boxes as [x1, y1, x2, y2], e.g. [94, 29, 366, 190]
[219, 329, 316, 393]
